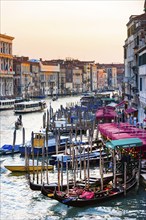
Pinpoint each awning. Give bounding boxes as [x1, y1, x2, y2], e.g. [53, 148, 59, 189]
[125, 107, 137, 114]
[107, 102, 117, 108]
[115, 100, 126, 108]
[96, 108, 117, 120]
[106, 138, 143, 150]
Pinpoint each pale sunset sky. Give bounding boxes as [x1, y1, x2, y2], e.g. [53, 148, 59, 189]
[1, 0, 145, 63]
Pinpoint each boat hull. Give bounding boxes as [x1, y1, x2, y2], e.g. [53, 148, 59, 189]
[19, 140, 68, 156]
[53, 176, 137, 207]
[0, 144, 20, 155]
[4, 165, 53, 172]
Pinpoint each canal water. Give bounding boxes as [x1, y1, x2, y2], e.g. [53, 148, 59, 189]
[0, 96, 146, 220]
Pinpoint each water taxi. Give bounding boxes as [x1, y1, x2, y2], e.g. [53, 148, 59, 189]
[14, 100, 47, 113]
[0, 99, 15, 110]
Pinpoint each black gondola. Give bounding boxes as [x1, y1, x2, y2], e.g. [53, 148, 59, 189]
[30, 174, 119, 191]
[52, 175, 137, 207]
[30, 180, 73, 191]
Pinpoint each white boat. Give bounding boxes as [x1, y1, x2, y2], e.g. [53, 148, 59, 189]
[0, 99, 15, 110]
[14, 100, 47, 113]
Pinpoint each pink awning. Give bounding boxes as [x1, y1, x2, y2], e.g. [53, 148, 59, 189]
[115, 100, 126, 108]
[110, 133, 132, 140]
[125, 107, 137, 114]
[96, 108, 117, 120]
[98, 122, 146, 148]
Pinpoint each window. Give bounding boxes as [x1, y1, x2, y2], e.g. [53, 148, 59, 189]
[140, 78, 142, 91]
[139, 53, 146, 66]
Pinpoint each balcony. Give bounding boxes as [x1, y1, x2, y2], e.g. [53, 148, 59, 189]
[133, 45, 139, 53]
[139, 65, 146, 76]
[132, 66, 138, 74]
[132, 87, 139, 93]
[139, 92, 146, 106]
[7, 71, 15, 75]
[0, 72, 15, 78]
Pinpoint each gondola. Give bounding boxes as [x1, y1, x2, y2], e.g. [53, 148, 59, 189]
[40, 174, 123, 200]
[41, 182, 75, 198]
[52, 175, 137, 207]
[30, 174, 119, 191]
[30, 180, 74, 191]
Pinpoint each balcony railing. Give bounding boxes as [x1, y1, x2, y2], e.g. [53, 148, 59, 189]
[0, 70, 15, 75]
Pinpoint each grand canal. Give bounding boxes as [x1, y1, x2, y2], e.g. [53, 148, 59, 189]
[0, 96, 146, 220]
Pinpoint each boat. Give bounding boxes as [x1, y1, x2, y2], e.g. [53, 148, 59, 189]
[140, 173, 146, 186]
[50, 149, 111, 167]
[141, 159, 146, 173]
[41, 183, 71, 198]
[98, 123, 146, 154]
[31, 181, 74, 192]
[15, 97, 31, 103]
[19, 131, 70, 156]
[53, 175, 137, 207]
[0, 99, 15, 110]
[4, 163, 54, 172]
[0, 144, 20, 155]
[50, 137, 142, 207]
[30, 94, 46, 99]
[14, 100, 47, 114]
[30, 174, 117, 191]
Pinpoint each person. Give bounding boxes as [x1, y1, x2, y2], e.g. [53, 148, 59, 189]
[133, 117, 137, 126]
[17, 115, 22, 125]
[115, 152, 120, 161]
[129, 114, 133, 125]
[127, 114, 130, 123]
[121, 110, 125, 122]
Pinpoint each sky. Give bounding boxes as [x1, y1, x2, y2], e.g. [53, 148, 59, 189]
[1, 0, 145, 63]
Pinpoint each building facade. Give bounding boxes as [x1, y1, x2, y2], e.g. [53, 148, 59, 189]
[13, 56, 33, 98]
[124, 1, 146, 123]
[40, 60, 60, 96]
[0, 34, 15, 97]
